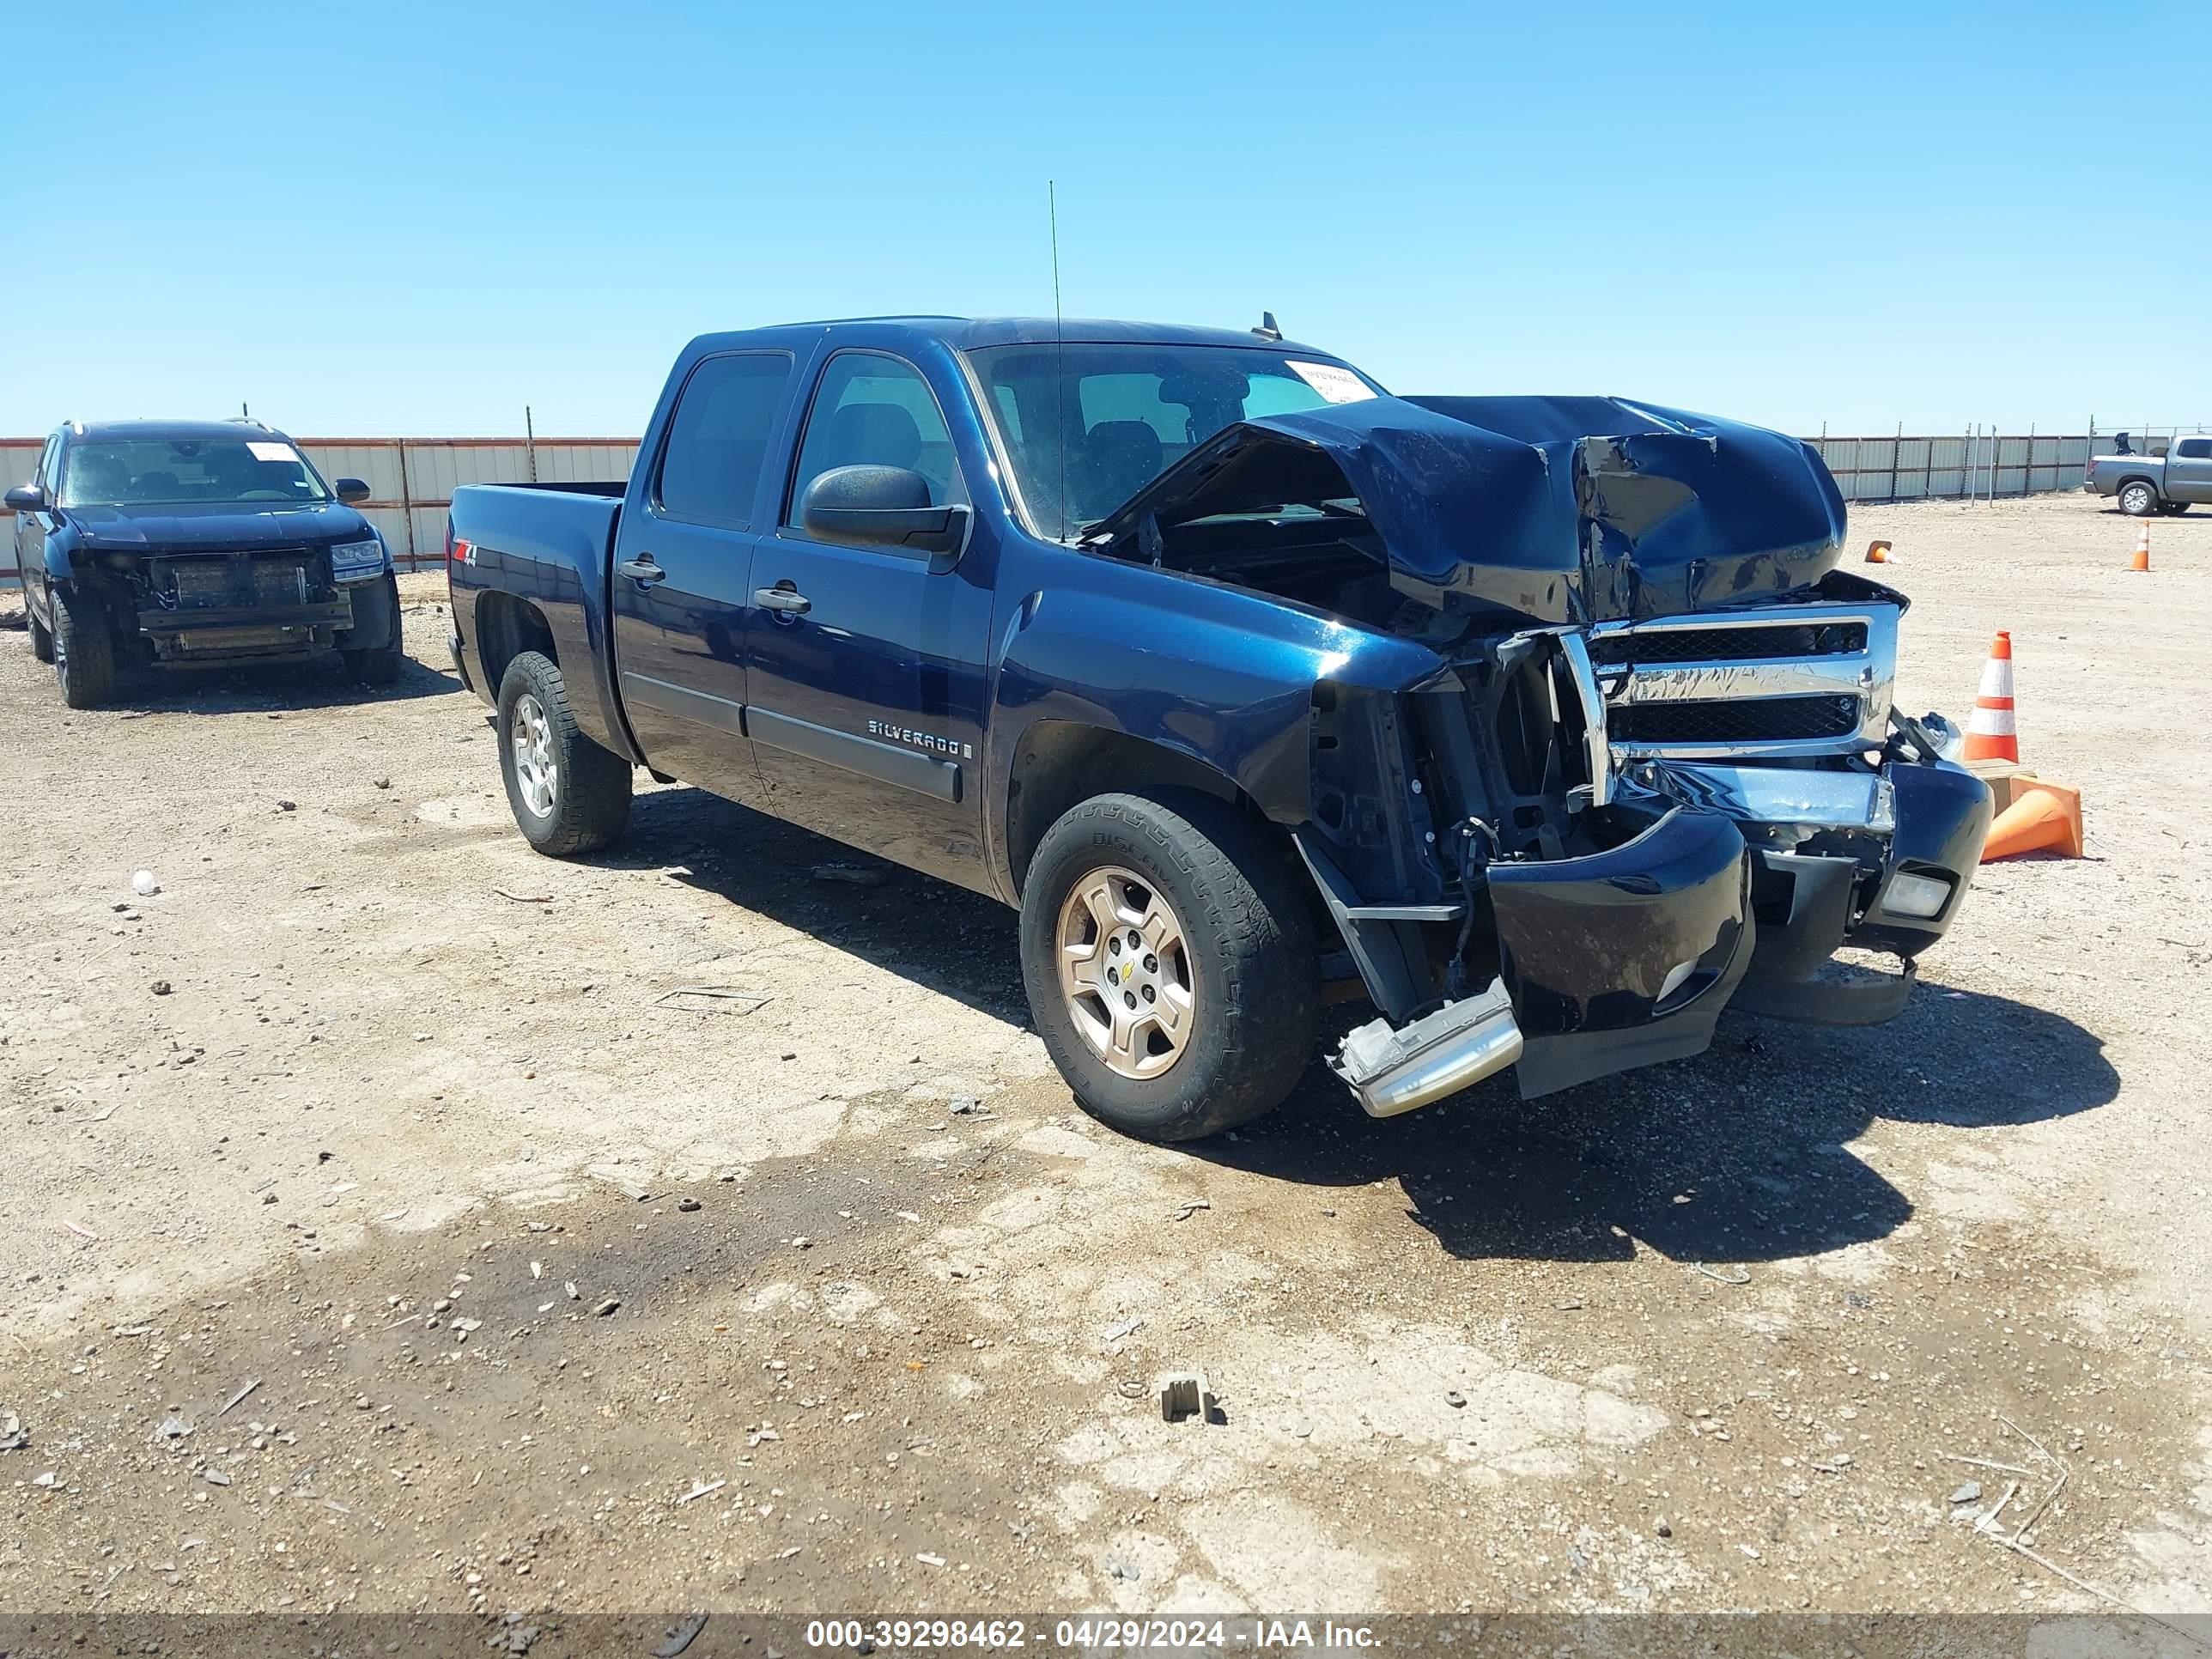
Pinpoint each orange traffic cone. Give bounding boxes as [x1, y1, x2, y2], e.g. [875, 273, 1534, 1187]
[1979, 775, 2083, 861]
[1961, 631, 2019, 763]
[1866, 539, 1894, 564]
[2131, 524, 2150, 572]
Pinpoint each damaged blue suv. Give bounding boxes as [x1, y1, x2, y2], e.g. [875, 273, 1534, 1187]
[8, 419, 403, 707]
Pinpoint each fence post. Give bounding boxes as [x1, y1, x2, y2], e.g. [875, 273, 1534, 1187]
[1888, 422, 1899, 501]
[396, 440, 417, 567]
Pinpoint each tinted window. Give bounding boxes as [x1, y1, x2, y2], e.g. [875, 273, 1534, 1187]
[657, 353, 793, 526]
[787, 354, 962, 522]
[2177, 438, 2212, 459]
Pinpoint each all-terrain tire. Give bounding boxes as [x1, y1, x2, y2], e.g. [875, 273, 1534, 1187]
[2118, 480, 2160, 517]
[51, 583, 118, 709]
[28, 605, 53, 664]
[495, 650, 631, 856]
[2160, 501, 2192, 516]
[344, 573, 405, 684]
[1018, 790, 1319, 1143]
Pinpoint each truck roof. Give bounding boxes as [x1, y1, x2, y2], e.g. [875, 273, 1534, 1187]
[699, 315, 1343, 356]
[65, 418, 295, 442]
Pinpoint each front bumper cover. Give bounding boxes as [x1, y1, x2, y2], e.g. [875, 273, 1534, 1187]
[1488, 805, 1754, 1097]
[1729, 757, 1990, 1022]
[1310, 756, 1990, 1110]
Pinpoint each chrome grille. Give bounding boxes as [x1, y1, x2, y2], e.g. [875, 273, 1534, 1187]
[1588, 602, 1898, 761]
[1611, 693, 1862, 746]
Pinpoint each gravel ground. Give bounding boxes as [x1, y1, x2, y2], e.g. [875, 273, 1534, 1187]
[3, 493, 2210, 1640]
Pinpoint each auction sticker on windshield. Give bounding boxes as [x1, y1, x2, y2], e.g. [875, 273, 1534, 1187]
[246, 441, 297, 461]
[1287, 361, 1376, 404]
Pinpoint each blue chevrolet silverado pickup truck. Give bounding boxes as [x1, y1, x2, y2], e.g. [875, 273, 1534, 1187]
[446, 317, 1991, 1143]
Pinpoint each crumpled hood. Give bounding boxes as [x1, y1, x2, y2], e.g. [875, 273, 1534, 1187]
[64, 499, 370, 552]
[1085, 393, 1846, 624]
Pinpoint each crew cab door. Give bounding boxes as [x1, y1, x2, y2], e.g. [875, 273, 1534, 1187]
[2169, 436, 2212, 503]
[608, 350, 794, 805]
[743, 349, 994, 885]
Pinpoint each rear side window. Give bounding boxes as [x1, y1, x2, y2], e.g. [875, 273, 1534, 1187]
[2177, 438, 2212, 460]
[787, 353, 963, 521]
[656, 352, 793, 527]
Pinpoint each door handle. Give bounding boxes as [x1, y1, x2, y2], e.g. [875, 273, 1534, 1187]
[755, 583, 811, 616]
[617, 555, 665, 584]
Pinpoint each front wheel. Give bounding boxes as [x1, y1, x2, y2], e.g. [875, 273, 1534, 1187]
[28, 604, 53, 665]
[343, 573, 405, 684]
[496, 650, 632, 856]
[2159, 501, 2192, 516]
[1018, 791, 1319, 1142]
[2118, 481, 2160, 517]
[51, 583, 118, 709]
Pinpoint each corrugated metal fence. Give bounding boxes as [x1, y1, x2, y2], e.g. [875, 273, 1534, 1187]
[3, 425, 2198, 584]
[1808, 432, 2089, 503]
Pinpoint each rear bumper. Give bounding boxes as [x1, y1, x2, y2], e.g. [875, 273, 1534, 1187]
[448, 629, 477, 696]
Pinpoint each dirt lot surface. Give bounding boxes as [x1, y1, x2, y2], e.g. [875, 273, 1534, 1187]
[4, 494, 2212, 1644]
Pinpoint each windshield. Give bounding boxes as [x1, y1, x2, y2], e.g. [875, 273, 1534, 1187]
[964, 343, 1384, 539]
[59, 437, 329, 508]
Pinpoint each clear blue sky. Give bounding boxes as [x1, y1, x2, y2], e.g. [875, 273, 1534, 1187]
[7, 1, 2204, 439]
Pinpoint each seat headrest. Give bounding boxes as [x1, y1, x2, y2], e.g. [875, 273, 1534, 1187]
[821, 402, 922, 471]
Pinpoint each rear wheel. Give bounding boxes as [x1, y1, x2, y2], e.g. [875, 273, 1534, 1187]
[496, 650, 631, 856]
[1018, 790, 1318, 1142]
[2118, 481, 2160, 517]
[51, 583, 118, 709]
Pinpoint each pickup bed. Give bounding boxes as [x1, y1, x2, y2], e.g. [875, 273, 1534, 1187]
[2087, 436, 2211, 517]
[447, 316, 1991, 1142]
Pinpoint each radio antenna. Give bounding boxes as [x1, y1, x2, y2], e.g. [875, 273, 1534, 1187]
[1050, 179, 1069, 538]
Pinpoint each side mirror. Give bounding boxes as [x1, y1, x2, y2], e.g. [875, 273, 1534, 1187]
[4, 483, 47, 514]
[799, 465, 969, 557]
[334, 477, 372, 505]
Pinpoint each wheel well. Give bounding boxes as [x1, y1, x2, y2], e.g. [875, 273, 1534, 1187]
[475, 591, 557, 692]
[2118, 474, 2160, 495]
[1004, 722, 1256, 897]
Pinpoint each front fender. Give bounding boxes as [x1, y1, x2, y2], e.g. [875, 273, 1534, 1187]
[37, 526, 84, 585]
[983, 582, 1443, 894]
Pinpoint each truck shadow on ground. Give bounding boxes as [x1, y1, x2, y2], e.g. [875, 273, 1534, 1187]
[94, 653, 460, 714]
[616, 785, 2118, 1268]
[1201, 983, 2118, 1266]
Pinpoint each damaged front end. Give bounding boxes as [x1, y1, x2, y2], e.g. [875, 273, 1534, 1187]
[69, 542, 384, 666]
[1086, 392, 1991, 1115]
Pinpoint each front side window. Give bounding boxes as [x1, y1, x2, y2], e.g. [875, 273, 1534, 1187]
[58, 437, 328, 507]
[787, 354, 963, 524]
[656, 351, 793, 526]
[964, 343, 1384, 538]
